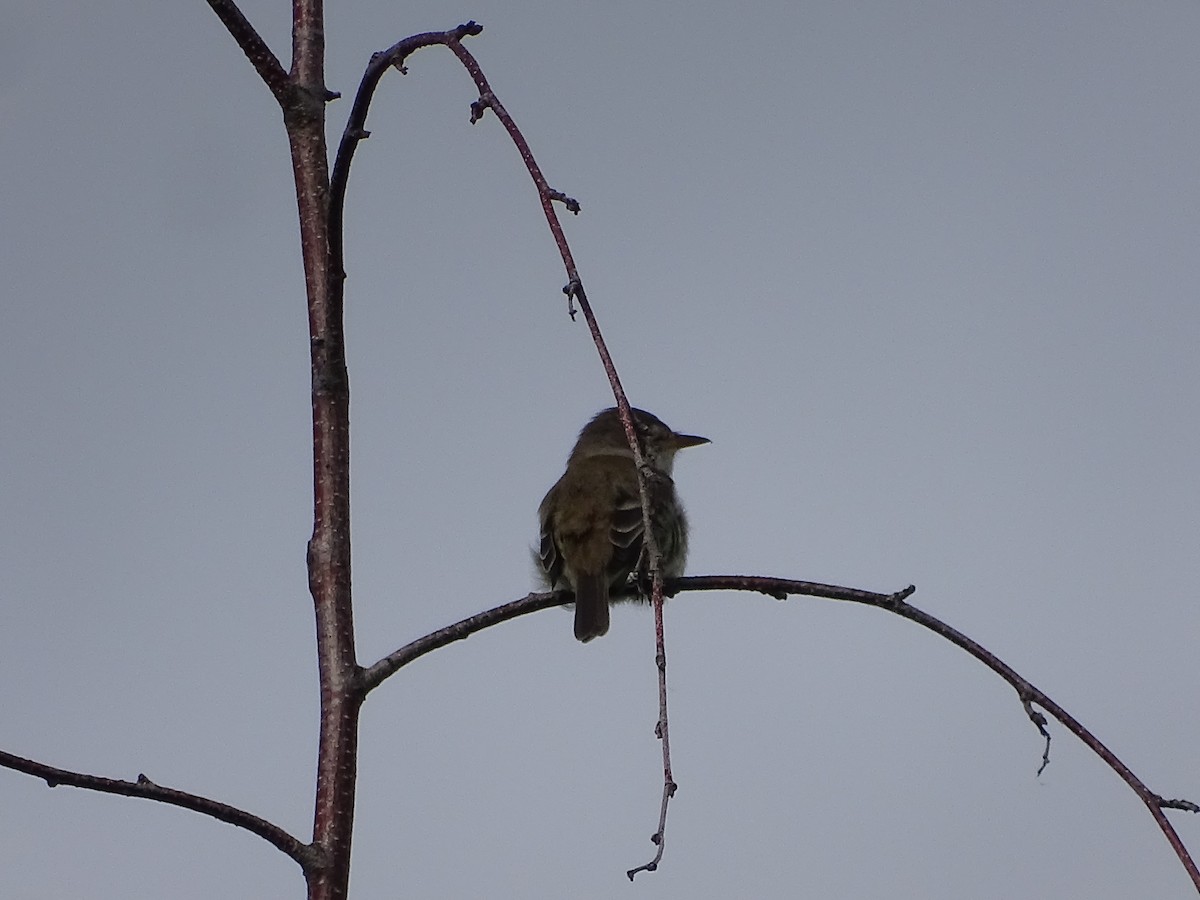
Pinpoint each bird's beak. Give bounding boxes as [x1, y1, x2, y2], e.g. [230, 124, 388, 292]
[672, 432, 710, 450]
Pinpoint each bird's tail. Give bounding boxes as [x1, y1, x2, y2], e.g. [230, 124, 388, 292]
[573, 572, 610, 643]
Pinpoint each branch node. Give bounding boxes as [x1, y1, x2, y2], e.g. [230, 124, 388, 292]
[324, 89, 341, 102]
[883, 584, 916, 607]
[469, 94, 494, 124]
[562, 279, 582, 320]
[305, 841, 335, 871]
[627, 861, 656, 881]
[454, 20, 484, 39]
[547, 189, 581, 214]
[1158, 796, 1200, 814]
[1021, 697, 1052, 775]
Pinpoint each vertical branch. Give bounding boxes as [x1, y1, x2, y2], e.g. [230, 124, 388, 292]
[209, 1, 360, 896]
[287, 3, 362, 899]
[448, 37, 678, 876]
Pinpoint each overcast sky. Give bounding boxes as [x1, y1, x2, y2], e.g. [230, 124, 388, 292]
[3, 2, 1199, 898]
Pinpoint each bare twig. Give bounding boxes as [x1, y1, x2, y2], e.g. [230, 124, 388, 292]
[0, 749, 320, 868]
[357, 575, 1199, 890]
[443, 37, 681, 877]
[358, 592, 564, 693]
[204, 0, 290, 102]
[673, 574, 1200, 891]
[625, 588, 676, 880]
[328, 21, 484, 279]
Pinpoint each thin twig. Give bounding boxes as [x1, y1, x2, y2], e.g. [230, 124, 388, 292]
[204, 0, 291, 102]
[327, 22, 483, 279]
[673, 574, 1200, 891]
[359, 592, 565, 692]
[445, 41, 584, 316]
[357, 575, 1200, 890]
[362, 574, 1200, 888]
[444, 36, 680, 877]
[625, 590, 676, 880]
[0, 749, 320, 868]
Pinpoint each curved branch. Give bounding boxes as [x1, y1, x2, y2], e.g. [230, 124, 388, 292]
[361, 576, 1200, 890]
[0, 749, 322, 870]
[440, 38, 680, 877]
[327, 21, 484, 280]
[674, 574, 1200, 890]
[359, 592, 563, 693]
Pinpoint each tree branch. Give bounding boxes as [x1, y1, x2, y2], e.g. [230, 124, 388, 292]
[674, 574, 1200, 890]
[359, 575, 1200, 890]
[443, 35, 680, 877]
[328, 22, 483, 280]
[359, 592, 563, 693]
[0, 749, 321, 869]
[204, 0, 291, 103]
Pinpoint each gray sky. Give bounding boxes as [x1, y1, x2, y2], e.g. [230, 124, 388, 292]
[3, 2, 1199, 898]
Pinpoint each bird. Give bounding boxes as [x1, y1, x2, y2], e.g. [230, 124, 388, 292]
[536, 407, 708, 642]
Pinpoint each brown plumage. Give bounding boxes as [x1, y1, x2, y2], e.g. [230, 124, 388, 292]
[536, 408, 708, 642]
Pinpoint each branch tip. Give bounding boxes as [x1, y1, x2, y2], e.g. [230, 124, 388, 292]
[469, 96, 492, 123]
[562, 279, 582, 319]
[1021, 698, 1052, 775]
[1159, 797, 1200, 814]
[547, 189, 581, 214]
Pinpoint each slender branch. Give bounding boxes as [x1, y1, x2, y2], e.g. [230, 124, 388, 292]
[445, 35, 680, 877]
[357, 575, 1199, 889]
[625, 588, 675, 880]
[445, 40, 583, 311]
[0, 749, 320, 868]
[359, 593, 564, 693]
[204, 0, 291, 102]
[673, 574, 1200, 891]
[328, 38, 675, 869]
[328, 22, 484, 280]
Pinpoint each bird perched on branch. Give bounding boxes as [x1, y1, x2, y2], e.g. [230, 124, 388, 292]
[536, 407, 708, 642]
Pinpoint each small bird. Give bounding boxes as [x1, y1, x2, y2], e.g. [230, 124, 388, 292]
[536, 407, 708, 642]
